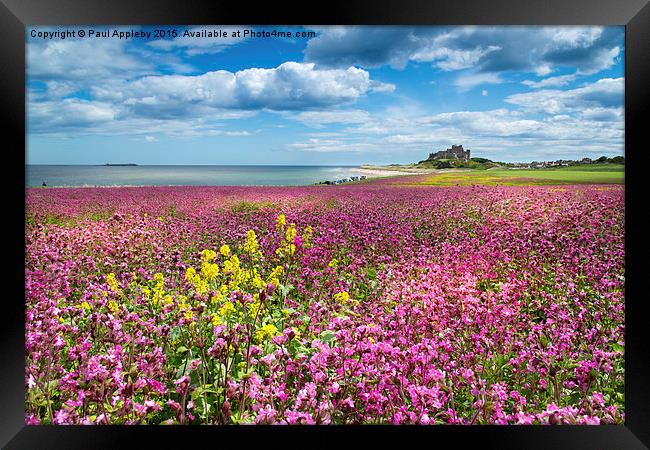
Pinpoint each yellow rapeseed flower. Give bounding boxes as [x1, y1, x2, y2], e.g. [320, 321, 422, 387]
[243, 230, 260, 255]
[255, 323, 280, 342]
[201, 249, 217, 262]
[285, 223, 297, 243]
[106, 273, 121, 293]
[219, 301, 236, 317]
[201, 262, 219, 281]
[219, 244, 231, 257]
[276, 214, 286, 229]
[334, 291, 350, 303]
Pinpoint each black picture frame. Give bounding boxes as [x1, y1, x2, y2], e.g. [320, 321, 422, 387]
[2, 0, 648, 448]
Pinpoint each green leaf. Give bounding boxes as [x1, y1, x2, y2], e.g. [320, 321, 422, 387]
[176, 346, 189, 354]
[319, 330, 336, 344]
[612, 343, 624, 354]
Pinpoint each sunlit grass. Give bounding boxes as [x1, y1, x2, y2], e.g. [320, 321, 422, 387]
[403, 164, 624, 186]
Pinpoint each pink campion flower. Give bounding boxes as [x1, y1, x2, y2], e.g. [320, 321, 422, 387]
[166, 399, 181, 412]
[145, 400, 161, 413]
[173, 375, 190, 394]
[53, 334, 65, 347]
[52, 409, 70, 425]
[591, 391, 605, 408]
[255, 404, 277, 424]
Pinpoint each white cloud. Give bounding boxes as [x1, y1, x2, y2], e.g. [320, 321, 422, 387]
[548, 26, 603, 46]
[506, 77, 624, 114]
[369, 80, 396, 93]
[482, 90, 488, 96]
[28, 38, 150, 82]
[304, 26, 623, 76]
[287, 138, 375, 153]
[291, 109, 371, 127]
[522, 74, 577, 89]
[454, 72, 502, 90]
[413, 43, 501, 71]
[92, 62, 380, 115]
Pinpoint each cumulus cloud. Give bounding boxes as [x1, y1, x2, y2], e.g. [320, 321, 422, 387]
[28, 99, 117, 133]
[304, 26, 623, 76]
[454, 72, 503, 90]
[522, 74, 577, 89]
[505, 77, 624, 114]
[28, 38, 149, 82]
[28, 61, 393, 136]
[91, 62, 383, 117]
[378, 107, 623, 161]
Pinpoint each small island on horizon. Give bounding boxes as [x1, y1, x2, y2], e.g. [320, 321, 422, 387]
[99, 163, 138, 166]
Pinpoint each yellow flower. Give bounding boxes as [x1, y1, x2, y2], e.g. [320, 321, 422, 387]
[251, 270, 265, 290]
[334, 291, 350, 303]
[211, 315, 222, 326]
[162, 294, 173, 306]
[219, 301, 236, 317]
[195, 279, 209, 296]
[153, 272, 164, 283]
[185, 267, 197, 281]
[247, 300, 262, 316]
[302, 225, 314, 248]
[80, 301, 91, 311]
[328, 258, 339, 268]
[243, 230, 260, 255]
[201, 249, 217, 262]
[267, 265, 284, 287]
[255, 323, 280, 342]
[219, 244, 231, 257]
[285, 223, 297, 243]
[201, 262, 219, 281]
[106, 273, 121, 293]
[108, 300, 119, 313]
[276, 214, 286, 229]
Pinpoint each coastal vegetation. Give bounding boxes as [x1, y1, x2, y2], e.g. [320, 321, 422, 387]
[25, 180, 624, 425]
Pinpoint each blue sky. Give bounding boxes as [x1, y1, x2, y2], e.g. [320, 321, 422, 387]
[26, 25, 624, 164]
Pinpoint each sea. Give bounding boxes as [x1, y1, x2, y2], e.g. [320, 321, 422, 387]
[26, 165, 369, 187]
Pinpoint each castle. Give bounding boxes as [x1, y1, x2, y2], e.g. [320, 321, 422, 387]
[428, 144, 471, 162]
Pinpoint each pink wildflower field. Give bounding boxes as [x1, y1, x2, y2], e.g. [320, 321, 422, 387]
[25, 182, 625, 425]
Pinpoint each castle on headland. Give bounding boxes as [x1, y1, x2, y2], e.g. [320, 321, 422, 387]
[428, 144, 471, 162]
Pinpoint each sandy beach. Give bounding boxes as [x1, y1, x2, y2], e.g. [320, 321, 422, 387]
[357, 165, 456, 178]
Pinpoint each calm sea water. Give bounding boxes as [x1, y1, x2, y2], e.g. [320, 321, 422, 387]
[26, 165, 368, 187]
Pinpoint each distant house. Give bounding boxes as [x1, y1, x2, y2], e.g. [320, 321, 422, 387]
[428, 144, 471, 162]
[581, 157, 593, 164]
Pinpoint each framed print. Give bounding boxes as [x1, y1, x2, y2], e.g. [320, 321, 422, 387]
[1, 0, 649, 448]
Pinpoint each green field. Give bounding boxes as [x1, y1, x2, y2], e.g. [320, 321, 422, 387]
[405, 163, 624, 186]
